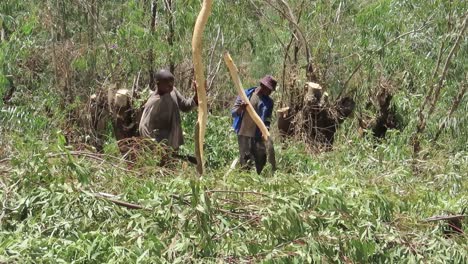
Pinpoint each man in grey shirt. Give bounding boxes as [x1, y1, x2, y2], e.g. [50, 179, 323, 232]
[139, 70, 198, 150]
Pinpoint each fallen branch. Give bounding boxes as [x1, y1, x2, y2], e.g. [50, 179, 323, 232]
[93, 192, 148, 210]
[424, 215, 466, 222]
[447, 223, 464, 234]
[0, 169, 11, 174]
[105, 198, 146, 210]
[0, 158, 11, 164]
[206, 189, 271, 199]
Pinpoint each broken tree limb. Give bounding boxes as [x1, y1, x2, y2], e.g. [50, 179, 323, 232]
[0, 158, 11, 164]
[424, 214, 465, 234]
[223, 52, 270, 141]
[93, 192, 147, 210]
[105, 198, 146, 210]
[206, 189, 271, 199]
[192, 0, 213, 175]
[424, 215, 466, 222]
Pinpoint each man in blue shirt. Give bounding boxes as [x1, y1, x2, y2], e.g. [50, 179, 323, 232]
[231, 75, 277, 174]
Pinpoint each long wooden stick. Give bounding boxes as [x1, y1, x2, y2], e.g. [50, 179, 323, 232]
[93, 192, 147, 210]
[206, 189, 271, 199]
[223, 52, 270, 141]
[192, 0, 213, 175]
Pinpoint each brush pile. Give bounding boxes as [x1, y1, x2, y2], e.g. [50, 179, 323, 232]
[278, 81, 355, 150]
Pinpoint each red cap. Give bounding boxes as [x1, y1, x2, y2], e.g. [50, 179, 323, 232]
[260, 75, 277, 91]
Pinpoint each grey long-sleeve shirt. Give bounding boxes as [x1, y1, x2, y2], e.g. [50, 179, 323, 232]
[139, 88, 196, 149]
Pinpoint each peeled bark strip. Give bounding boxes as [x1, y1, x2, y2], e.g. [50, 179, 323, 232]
[223, 52, 270, 141]
[192, 0, 213, 174]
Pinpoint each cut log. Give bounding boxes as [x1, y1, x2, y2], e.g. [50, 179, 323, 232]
[114, 89, 130, 108]
[192, 0, 213, 175]
[304, 82, 324, 106]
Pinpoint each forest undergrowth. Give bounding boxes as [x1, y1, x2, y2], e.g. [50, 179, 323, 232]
[0, 108, 466, 263]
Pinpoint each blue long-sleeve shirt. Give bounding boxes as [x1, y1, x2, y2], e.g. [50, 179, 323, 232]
[231, 87, 274, 139]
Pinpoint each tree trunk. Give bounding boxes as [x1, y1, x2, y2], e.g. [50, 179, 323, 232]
[165, 0, 175, 74]
[148, 0, 157, 90]
[87, 0, 97, 85]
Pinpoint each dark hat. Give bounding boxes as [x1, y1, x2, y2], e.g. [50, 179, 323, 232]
[155, 69, 175, 82]
[260, 75, 277, 91]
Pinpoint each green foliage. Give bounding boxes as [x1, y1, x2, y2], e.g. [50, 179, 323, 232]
[1, 113, 466, 262]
